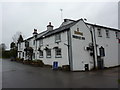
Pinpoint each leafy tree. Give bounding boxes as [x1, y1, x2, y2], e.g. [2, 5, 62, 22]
[10, 32, 24, 59]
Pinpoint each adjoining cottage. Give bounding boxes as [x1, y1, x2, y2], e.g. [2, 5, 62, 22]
[17, 18, 120, 71]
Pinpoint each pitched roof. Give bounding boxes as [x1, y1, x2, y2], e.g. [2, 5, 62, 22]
[36, 19, 81, 40]
[85, 22, 120, 32]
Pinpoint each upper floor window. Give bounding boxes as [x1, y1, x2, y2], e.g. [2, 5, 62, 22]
[106, 30, 110, 38]
[55, 48, 62, 58]
[39, 39, 43, 46]
[46, 49, 51, 58]
[97, 28, 102, 37]
[33, 40, 35, 45]
[55, 33, 61, 42]
[115, 32, 119, 39]
[25, 41, 29, 47]
[19, 43, 21, 49]
[39, 50, 43, 58]
[77, 28, 79, 31]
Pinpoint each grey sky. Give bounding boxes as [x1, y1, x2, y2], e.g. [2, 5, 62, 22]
[0, 1, 119, 49]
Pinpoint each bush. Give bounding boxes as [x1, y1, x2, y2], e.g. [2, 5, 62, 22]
[31, 60, 44, 67]
[44, 64, 52, 68]
[62, 65, 70, 71]
[23, 60, 33, 64]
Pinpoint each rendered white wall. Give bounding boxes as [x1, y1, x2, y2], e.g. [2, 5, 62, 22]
[36, 31, 69, 67]
[70, 20, 94, 71]
[95, 27, 119, 67]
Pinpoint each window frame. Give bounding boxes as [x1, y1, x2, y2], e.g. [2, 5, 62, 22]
[97, 28, 102, 37]
[33, 40, 35, 45]
[115, 32, 119, 39]
[39, 50, 43, 58]
[46, 49, 51, 58]
[22, 52, 24, 57]
[55, 33, 61, 43]
[33, 53, 35, 59]
[39, 39, 43, 46]
[19, 43, 21, 49]
[55, 48, 62, 58]
[106, 30, 110, 38]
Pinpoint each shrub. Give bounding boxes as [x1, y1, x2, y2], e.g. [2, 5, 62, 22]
[23, 60, 33, 64]
[44, 64, 52, 68]
[31, 60, 44, 67]
[62, 65, 70, 71]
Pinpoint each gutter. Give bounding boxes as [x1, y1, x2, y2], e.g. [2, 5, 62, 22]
[89, 26, 96, 69]
[67, 29, 73, 71]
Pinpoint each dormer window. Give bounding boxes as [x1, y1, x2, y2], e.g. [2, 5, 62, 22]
[106, 30, 110, 38]
[97, 28, 102, 37]
[55, 33, 61, 42]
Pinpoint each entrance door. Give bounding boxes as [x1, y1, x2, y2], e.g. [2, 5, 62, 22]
[97, 56, 104, 69]
[84, 64, 89, 71]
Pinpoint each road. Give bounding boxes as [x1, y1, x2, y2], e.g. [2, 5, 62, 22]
[2, 59, 119, 88]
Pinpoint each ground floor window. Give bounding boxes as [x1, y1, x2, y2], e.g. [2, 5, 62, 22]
[46, 49, 51, 58]
[22, 52, 24, 57]
[33, 53, 35, 59]
[19, 52, 21, 58]
[55, 48, 62, 58]
[39, 50, 43, 58]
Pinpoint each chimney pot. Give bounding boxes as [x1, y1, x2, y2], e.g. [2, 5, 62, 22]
[47, 22, 54, 31]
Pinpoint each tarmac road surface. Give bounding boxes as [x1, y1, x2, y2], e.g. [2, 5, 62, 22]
[2, 59, 119, 88]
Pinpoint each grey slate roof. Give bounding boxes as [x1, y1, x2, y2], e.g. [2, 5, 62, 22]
[25, 18, 120, 41]
[85, 22, 120, 32]
[36, 19, 81, 40]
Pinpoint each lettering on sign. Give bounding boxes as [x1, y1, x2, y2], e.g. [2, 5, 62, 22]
[74, 31, 83, 36]
[72, 35, 85, 40]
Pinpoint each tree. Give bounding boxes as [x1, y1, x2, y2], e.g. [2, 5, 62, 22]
[10, 32, 24, 59]
[12, 31, 24, 45]
[0, 43, 6, 51]
[10, 42, 16, 49]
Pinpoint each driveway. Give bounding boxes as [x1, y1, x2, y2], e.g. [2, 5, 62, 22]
[2, 59, 119, 88]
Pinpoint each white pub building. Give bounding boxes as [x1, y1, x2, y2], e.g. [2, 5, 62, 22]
[18, 18, 120, 71]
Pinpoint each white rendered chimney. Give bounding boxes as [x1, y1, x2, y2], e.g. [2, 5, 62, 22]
[47, 22, 54, 31]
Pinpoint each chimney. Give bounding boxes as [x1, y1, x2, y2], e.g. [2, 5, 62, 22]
[33, 29, 38, 36]
[47, 22, 54, 31]
[60, 19, 75, 27]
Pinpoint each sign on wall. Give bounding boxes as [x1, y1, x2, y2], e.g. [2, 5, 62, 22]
[74, 31, 83, 36]
[73, 29, 85, 40]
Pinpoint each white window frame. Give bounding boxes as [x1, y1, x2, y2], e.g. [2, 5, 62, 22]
[39, 39, 43, 46]
[33, 53, 35, 59]
[55, 48, 62, 58]
[22, 52, 24, 57]
[55, 33, 61, 42]
[39, 50, 43, 58]
[106, 30, 110, 38]
[19, 43, 21, 49]
[97, 28, 102, 37]
[33, 40, 35, 45]
[115, 32, 119, 39]
[46, 49, 51, 58]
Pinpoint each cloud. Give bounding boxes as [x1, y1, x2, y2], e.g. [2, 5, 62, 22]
[1, 2, 118, 49]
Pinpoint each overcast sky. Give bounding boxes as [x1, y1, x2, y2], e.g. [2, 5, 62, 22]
[0, 1, 119, 49]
